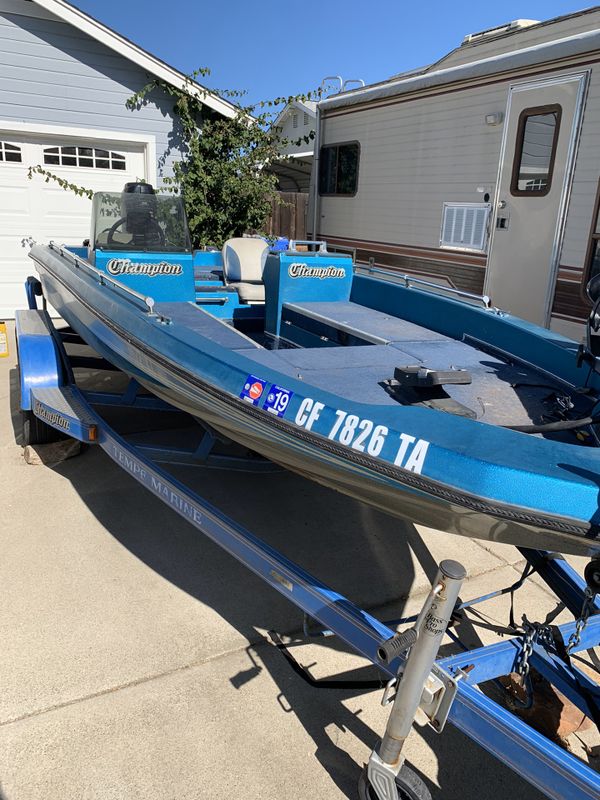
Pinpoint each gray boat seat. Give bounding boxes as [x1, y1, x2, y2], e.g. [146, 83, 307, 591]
[222, 238, 269, 303]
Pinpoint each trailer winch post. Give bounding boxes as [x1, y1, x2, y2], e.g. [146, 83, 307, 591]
[367, 559, 466, 800]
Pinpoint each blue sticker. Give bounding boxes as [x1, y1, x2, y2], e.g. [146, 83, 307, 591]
[240, 374, 268, 405]
[263, 384, 294, 417]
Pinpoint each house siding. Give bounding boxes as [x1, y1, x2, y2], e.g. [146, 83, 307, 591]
[277, 107, 315, 157]
[0, 3, 189, 180]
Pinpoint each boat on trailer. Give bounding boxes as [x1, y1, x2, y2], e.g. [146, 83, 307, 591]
[22, 182, 600, 558]
[16, 182, 600, 799]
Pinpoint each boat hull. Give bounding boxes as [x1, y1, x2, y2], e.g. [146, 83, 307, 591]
[32, 249, 600, 557]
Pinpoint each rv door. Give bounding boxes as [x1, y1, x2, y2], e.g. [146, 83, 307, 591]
[485, 73, 588, 327]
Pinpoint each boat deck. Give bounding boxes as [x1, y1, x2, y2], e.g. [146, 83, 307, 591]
[256, 302, 586, 429]
[155, 299, 589, 431]
[282, 300, 449, 345]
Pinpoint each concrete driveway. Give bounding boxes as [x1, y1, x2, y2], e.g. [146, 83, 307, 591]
[0, 321, 595, 799]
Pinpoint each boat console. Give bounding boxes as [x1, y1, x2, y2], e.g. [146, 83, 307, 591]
[88, 182, 196, 303]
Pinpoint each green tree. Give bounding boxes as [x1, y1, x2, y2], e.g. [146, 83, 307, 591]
[127, 70, 318, 248]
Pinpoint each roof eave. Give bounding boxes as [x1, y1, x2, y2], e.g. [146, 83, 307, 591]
[32, 0, 238, 118]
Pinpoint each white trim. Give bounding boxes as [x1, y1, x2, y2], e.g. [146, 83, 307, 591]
[273, 100, 317, 128]
[30, 0, 237, 119]
[0, 119, 157, 184]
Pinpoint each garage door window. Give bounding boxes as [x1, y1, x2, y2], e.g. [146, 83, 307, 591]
[43, 146, 126, 170]
[0, 142, 22, 163]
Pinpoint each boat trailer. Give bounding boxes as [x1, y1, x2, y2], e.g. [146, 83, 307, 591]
[14, 297, 600, 800]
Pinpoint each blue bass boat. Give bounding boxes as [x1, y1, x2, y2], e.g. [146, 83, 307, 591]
[25, 183, 600, 557]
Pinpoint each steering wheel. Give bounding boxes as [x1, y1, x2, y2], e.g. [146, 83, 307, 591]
[105, 217, 166, 248]
[105, 217, 128, 247]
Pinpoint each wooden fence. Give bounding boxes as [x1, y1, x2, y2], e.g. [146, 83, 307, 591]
[264, 192, 308, 240]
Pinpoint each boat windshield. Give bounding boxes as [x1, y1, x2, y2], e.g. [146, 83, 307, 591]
[92, 191, 191, 253]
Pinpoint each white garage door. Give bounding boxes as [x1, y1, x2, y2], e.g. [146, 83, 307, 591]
[0, 132, 148, 317]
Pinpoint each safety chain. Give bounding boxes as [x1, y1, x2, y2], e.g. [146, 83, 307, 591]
[515, 620, 553, 679]
[566, 587, 596, 654]
[515, 626, 534, 679]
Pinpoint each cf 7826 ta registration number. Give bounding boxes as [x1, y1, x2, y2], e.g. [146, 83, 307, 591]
[294, 398, 430, 474]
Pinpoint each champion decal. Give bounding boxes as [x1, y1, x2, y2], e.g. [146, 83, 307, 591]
[106, 259, 183, 276]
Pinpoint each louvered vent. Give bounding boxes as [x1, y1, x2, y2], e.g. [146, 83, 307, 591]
[440, 203, 491, 252]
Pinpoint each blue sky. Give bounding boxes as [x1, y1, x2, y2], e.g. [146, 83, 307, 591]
[74, 0, 591, 106]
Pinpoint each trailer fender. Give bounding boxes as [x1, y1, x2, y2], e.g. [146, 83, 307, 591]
[14, 309, 63, 410]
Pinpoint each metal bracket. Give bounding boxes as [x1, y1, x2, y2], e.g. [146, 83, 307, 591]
[421, 664, 458, 733]
[380, 663, 458, 733]
[367, 750, 404, 800]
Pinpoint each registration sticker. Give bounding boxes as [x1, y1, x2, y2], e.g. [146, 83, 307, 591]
[240, 375, 268, 405]
[263, 385, 294, 417]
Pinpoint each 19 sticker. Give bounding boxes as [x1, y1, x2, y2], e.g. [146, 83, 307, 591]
[263, 385, 293, 417]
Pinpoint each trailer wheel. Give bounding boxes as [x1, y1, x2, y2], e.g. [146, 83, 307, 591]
[21, 409, 61, 446]
[358, 763, 431, 800]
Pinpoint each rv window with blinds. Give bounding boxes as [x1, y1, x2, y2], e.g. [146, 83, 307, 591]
[511, 105, 561, 196]
[319, 143, 360, 196]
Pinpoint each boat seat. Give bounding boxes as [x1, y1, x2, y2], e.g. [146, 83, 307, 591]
[222, 238, 269, 304]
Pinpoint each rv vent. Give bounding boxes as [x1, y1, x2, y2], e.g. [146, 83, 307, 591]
[462, 19, 539, 45]
[440, 203, 491, 253]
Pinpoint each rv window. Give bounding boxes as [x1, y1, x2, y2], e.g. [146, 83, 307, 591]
[319, 143, 359, 195]
[511, 105, 561, 197]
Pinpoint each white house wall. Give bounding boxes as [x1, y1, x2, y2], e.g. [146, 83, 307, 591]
[278, 108, 315, 157]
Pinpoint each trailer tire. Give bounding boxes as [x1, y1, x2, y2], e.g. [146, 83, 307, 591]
[358, 763, 431, 800]
[21, 410, 61, 446]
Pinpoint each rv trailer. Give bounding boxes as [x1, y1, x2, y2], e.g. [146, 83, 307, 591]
[310, 7, 600, 338]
